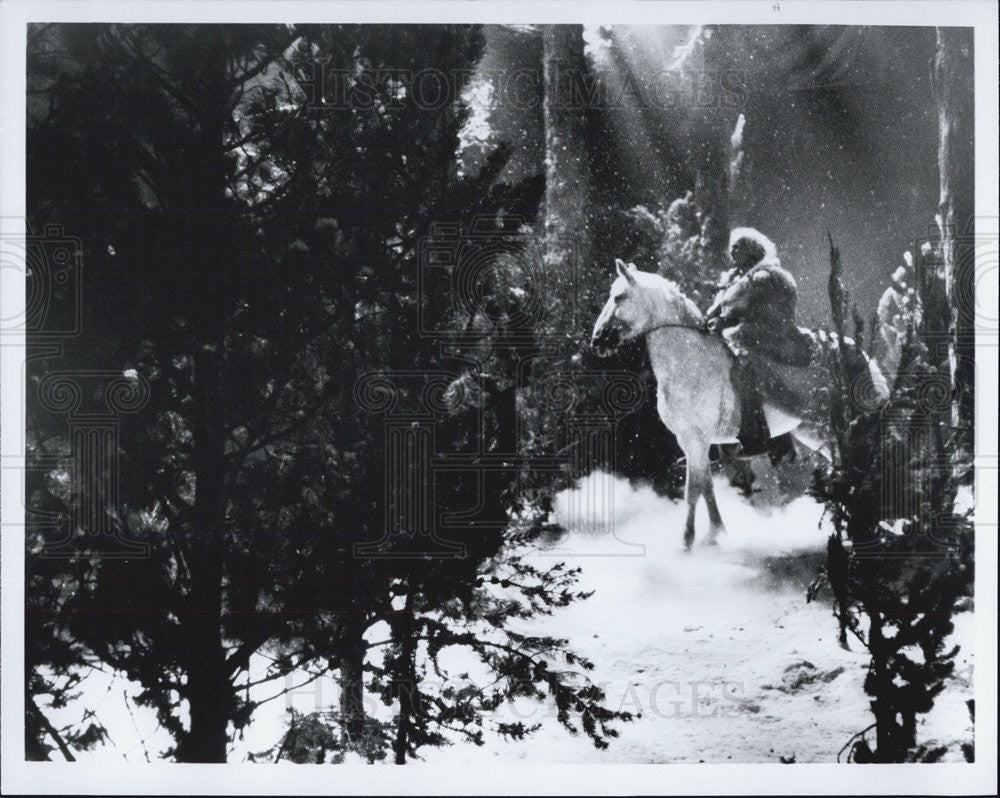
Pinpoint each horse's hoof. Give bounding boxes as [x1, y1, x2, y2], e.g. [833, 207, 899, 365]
[704, 525, 726, 546]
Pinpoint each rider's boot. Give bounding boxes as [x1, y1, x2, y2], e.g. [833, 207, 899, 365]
[768, 431, 797, 466]
[732, 358, 771, 455]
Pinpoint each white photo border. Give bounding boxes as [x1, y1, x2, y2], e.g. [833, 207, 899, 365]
[2, 2, 997, 795]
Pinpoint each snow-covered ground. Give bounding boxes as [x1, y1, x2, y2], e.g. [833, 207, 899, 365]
[39, 472, 974, 764]
[421, 472, 975, 764]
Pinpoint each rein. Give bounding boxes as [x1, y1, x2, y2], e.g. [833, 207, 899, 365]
[648, 321, 712, 334]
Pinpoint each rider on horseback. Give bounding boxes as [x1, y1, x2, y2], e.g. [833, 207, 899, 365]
[706, 228, 812, 455]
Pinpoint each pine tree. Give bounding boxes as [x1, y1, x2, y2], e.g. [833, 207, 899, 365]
[27, 23, 317, 761]
[811, 236, 973, 763]
[27, 22, 630, 764]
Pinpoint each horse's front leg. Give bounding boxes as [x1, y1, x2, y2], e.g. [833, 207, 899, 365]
[683, 465, 701, 550]
[681, 441, 710, 550]
[702, 463, 726, 545]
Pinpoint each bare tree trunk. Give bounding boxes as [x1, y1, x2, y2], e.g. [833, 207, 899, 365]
[932, 28, 975, 452]
[543, 24, 592, 340]
[692, 26, 736, 271]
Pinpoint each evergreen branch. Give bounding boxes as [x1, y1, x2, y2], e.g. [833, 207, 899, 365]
[27, 698, 77, 762]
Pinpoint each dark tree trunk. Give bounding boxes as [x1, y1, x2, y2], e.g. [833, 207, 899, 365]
[338, 611, 368, 752]
[181, 572, 228, 762]
[932, 27, 975, 453]
[177, 344, 229, 762]
[867, 609, 903, 762]
[177, 344, 230, 763]
[175, 38, 233, 764]
[692, 132, 731, 270]
[392, 590, 417, 764]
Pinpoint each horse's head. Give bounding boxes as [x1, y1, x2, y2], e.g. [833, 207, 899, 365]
[591, 259, 663, 357]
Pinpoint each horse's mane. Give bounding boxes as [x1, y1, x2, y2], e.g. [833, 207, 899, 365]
[656, 276, 706, 326]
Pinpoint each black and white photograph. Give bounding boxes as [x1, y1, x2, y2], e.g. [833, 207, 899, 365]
[1, 1, 997, 794]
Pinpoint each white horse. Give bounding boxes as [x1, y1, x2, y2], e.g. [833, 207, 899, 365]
[591, 259, 887, 549]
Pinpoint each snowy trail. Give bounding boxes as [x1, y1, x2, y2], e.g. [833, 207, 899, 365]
[424, 472, 974, 764]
